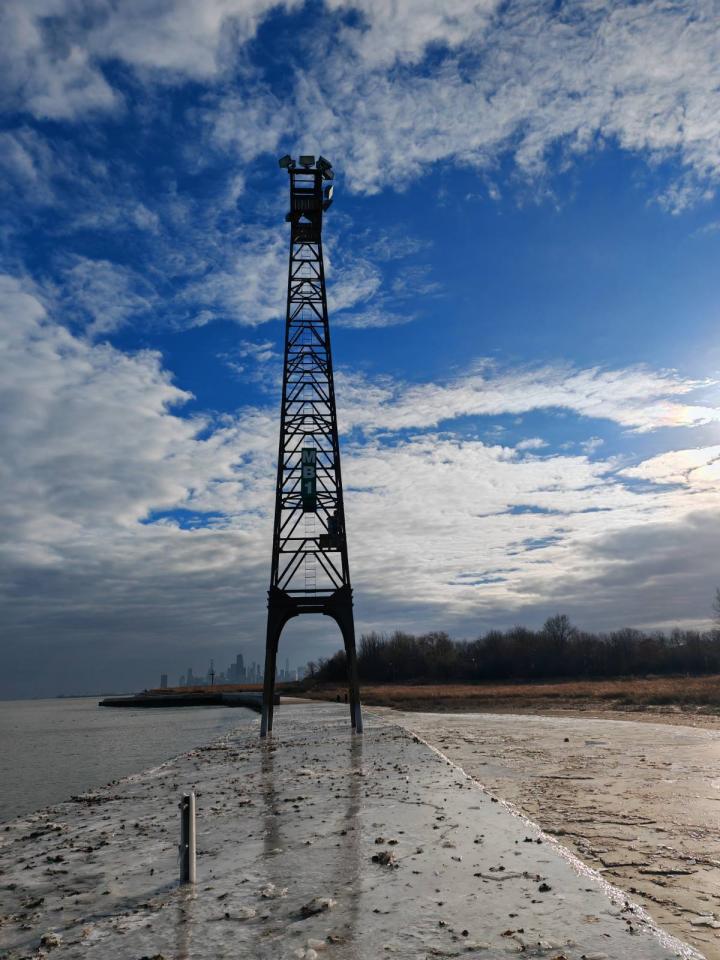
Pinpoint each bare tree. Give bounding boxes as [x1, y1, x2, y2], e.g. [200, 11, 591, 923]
[542, 613, 577, 645]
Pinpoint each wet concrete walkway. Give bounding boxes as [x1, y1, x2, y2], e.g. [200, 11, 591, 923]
[0, 704, 701, 958]
[387, 709, 720, 959]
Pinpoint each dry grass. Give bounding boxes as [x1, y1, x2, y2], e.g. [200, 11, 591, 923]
[148, 676, 720, 714]
[305, 676, 720, 713]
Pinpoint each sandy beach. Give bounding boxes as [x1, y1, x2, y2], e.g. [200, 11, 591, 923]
[0, 702, 701, 959]
[388, 709, 720, 960]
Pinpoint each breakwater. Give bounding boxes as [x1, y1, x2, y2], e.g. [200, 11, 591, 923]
[99, 691, 275, 711]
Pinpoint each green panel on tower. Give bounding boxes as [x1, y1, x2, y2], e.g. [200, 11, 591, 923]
[301, 448, 317, 511]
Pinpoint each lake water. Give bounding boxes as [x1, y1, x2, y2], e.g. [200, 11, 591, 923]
[0, 697, 255, 822]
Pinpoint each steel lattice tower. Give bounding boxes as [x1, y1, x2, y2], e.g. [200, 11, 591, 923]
[260, 154, 363, 737]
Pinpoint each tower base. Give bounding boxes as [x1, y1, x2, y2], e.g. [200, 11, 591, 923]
[260, 585, 363, 737]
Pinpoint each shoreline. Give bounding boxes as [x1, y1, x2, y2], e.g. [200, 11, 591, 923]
[0, 702, 700, 959]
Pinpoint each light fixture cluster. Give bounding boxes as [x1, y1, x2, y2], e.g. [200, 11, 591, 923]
[278, 154, 334, 180]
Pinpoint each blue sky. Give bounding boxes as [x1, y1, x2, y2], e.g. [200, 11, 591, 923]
[1, 0, 720, 697]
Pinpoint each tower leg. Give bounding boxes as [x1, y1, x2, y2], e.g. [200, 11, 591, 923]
[331, 588, 363, 734]
[347, 639, 363, 734]
[341, 634, 355, 729]
[261, 610, 282, 737]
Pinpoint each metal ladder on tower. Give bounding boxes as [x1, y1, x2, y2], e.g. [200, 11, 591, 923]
[302, 316, 317, 595]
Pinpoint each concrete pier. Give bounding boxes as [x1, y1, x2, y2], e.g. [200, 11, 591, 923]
[0, 704, 701, 959]
[98, 691, 276, 711]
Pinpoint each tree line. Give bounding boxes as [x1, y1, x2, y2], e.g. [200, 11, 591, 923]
[308, 611, 720, 685]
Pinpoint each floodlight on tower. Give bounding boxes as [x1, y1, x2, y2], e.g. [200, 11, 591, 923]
[316, 156, 334, 179]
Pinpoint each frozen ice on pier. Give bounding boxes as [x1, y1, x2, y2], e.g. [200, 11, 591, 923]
[0, 704, 701, 959]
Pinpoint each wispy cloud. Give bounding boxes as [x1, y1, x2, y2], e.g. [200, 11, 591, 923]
[180, 232, 287, 326]
[327, 0, 500, 68]
[692, 219, 720, 238]
[57, 257, 157, 336]
[337, 364, 720, 435]
[326, 256, 382, 313]
[363, 229, 429, 262]
[5, 1, 720, 207]
[580, 436, 605, 455]
[1, 1, 297, 119]
[334, 306, 415, 329]
[516, 437, 547, 451]
[295, 1, 720, 204]
[219, 339, 282, 384]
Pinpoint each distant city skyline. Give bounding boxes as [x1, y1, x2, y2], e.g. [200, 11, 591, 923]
[159, 653, 306, 690]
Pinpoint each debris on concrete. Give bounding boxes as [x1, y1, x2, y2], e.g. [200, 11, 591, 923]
[0, 704, 701, 960]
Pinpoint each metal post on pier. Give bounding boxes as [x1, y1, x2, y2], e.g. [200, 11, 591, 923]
[179, 791, 196, 884]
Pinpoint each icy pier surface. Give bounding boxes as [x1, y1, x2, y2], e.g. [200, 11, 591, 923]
[387, 710, 720, 959]
[0, 704, 701, 959]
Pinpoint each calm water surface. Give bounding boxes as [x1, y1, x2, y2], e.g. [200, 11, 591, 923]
[0, 697, 254, 822]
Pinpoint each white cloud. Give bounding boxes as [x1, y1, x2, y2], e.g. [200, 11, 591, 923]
[58, 257, 157, 335]
[0, 128, 170, 248]
[1, 4, 119, 120]
[4, 1, 720, 209]
[88, 1, 291, 77]
[325, 252, 430, 329]
[334, 305, 414, 329]
[0, 1, 299, 120]
[363, 230, 429, 262]
[0, 128, 57, 203]
[0, 276, 276, 666]
[342, 431, 718, 627]
[693, 219, 720, 238]
[237, 340, 277, 364]
[391, 265, 440, 298]
[620, 446, 720, 488]
[337, 364, 720, 435]
[300, 1, 720, 202]
[0, 274, 203, 530]
[516, 437, 546, 451]
[220, 339, 282, 383]
[1, 273, 719, 697]
[519, 509, 720, 633]
[580, 436, 605, 455]
[180, 236, 395, 329]
[327, 0, 500, 67]
[326, 256, 382, 313]
[181, 232, 287, 325]
[205, 89, 292, 165]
